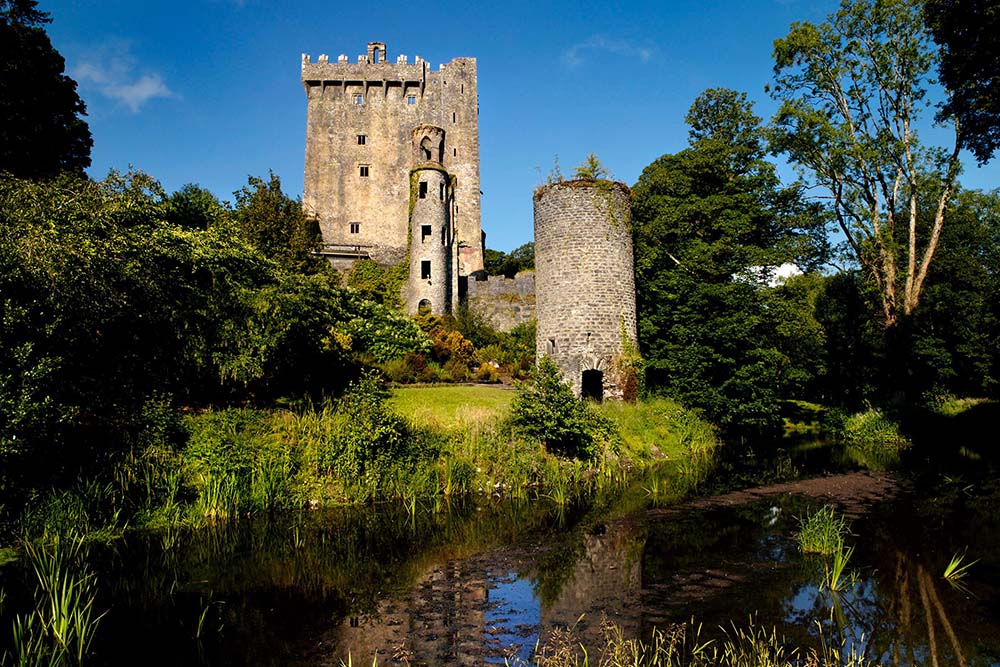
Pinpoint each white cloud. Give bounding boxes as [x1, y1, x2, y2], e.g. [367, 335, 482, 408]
[72, 42, 174, 113]
[561, 35, 656, 67]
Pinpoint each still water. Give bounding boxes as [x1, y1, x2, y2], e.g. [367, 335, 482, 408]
[5, 447, 1000, 666]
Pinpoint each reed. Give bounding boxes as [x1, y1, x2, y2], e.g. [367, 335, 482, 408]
[943, 548, 978, 582]
[797, 505, 849, 556]
[6, 535, 106, 666]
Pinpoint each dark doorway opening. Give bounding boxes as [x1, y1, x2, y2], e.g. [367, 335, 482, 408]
[581, 370, 603, 402]
[418, 299, 432, 315]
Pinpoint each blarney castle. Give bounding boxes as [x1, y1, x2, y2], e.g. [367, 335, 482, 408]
[301, 42, 637, 401]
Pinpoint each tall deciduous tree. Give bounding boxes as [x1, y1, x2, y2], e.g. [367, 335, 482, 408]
[0, 0, 92, 178]
[769, 0, 962, 328]
[925, 0, 1000, 165]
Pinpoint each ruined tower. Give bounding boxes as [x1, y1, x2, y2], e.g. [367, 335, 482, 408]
[533, 180, 637, 400]
[300, 42, 483, 292]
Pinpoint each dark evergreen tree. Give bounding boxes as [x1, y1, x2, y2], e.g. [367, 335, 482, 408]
[0, 0, 92, 178]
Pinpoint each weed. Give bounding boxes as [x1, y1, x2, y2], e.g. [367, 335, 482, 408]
[943, 548, 978, 582]
[797, 506, 849, 556]
[823, 545, 855, 592]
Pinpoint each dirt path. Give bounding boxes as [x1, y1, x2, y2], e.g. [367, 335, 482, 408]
[649, 470, 902, 519]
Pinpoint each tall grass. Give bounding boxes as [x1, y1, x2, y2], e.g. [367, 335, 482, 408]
[829, 408, 910, 459]
[515, 617, 882, 667]
[5, 535, 106, 666]
[797, 506, 849, 556]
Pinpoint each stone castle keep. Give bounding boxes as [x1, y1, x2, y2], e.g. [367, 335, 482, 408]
[302, 42, 636, 399]
[301, 42, 482, 315]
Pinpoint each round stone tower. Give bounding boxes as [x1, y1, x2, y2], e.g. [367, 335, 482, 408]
[407, 125, 455, 315]
[533, 180, 637, 400]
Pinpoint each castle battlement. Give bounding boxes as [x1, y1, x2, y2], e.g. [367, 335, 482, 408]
[302, 42, 469, 86]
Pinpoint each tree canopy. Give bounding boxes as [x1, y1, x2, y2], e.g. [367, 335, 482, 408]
[633, 88, 825, 433]
[0, 0, 92, 178]
[925, 0, 1000, 165]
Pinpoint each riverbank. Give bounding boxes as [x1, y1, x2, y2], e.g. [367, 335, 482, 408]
[5, 381, 721, 547]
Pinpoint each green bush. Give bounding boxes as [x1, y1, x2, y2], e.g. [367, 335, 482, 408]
[510, 358, 615, 460]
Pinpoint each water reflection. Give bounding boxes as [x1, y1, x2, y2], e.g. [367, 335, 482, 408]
[4, 473, 998, 666]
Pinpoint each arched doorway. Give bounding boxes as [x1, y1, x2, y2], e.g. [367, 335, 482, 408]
[581, 369, 603, 402]
[418, 299, 432, 315]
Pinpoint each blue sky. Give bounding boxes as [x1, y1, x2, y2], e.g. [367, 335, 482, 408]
[45, 0, 996, 252]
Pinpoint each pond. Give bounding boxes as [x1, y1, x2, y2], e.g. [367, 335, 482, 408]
[3, 443, 1000, 666]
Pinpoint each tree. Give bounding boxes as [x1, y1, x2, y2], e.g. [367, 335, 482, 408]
[633, 88, 824, 433]
[482, 242, 534, 278]
[572, 153, 609, 180]
[925, 0, 1000, 165]
[0, 0, 92, 178]
[232, 172, 329, 275]
[769, 0, 962, 328]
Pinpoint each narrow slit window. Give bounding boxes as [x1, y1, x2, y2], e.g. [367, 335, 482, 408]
[421, 260, 431, 280]
[452, 112, 456, 123]
[359, 165, 369, 177]
[547, 339, 557, 354]
[441, 226, 447, 245]
[439, 182, 444, 200]
[453, 148, 457, 156]
[407, 95, 416, 105]
[421, 224, 431, 242]
[357, 134, 366, 145]
[418, 181, 427, 199]
[461, 84, 464, 93]
[349, 222, 360, 234]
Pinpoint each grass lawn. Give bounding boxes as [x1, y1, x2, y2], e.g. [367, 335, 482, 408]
[390, 384, 515, 431]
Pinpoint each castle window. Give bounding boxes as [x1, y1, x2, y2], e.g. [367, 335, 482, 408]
[439, 182, 444, 200]
[547, 339, 557, 354]
[359, 165, 369, 177]
[452, 112, 456, 123]
[352, 93, 363, 105]
[407, 95, 416, 105]
[421, 260, 431, 280]
[453, 148, 457, 156]
[419, 181, 427, 199]
[441, 226, 447, 245]
[461, 84, 464, 93]
[357, 134, 366, 145]
[421, 224, 431, 242]
[349, 222, 360, 234]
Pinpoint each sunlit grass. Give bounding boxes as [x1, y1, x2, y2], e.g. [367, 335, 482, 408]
[389, 385, 514, 431]
[943, 548, 978, 582]
[506, 616, 882, 666]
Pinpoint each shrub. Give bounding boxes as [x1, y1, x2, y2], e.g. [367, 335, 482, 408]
[510, 358, 615, 459]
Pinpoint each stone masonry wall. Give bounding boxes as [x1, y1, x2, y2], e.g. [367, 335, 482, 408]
[533, 180, 637, 399]
[465, 272, 536, 332]
[301, 44, 483, 276]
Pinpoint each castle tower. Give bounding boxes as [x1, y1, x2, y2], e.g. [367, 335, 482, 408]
[407, 125, 455, 315]
[301, 42, 483, 282]
[533, 180, 637, 401]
